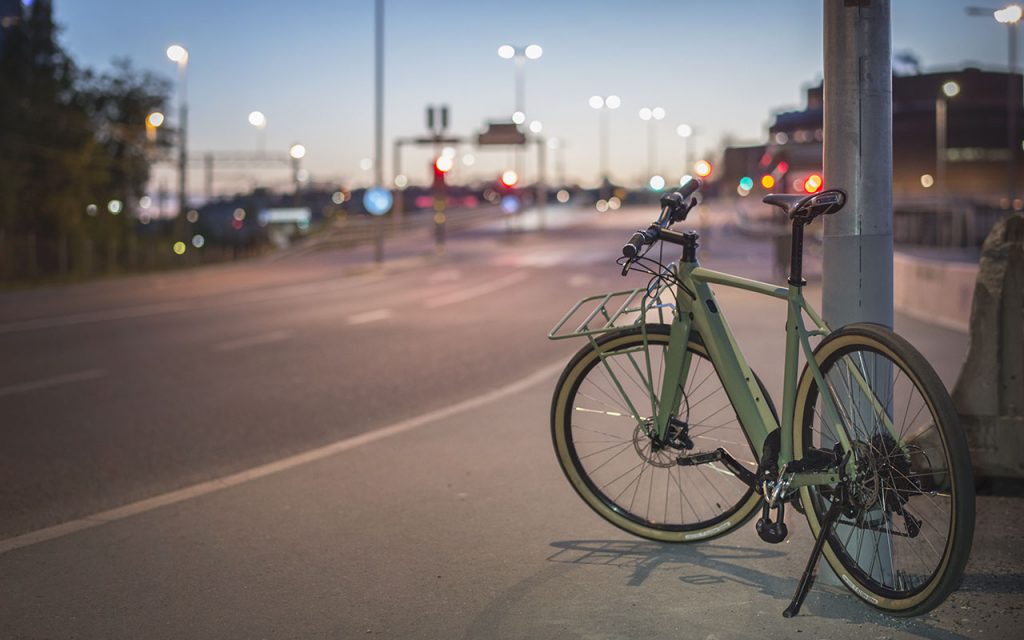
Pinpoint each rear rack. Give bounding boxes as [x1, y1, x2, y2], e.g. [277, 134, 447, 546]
[548, 279, 675, 340]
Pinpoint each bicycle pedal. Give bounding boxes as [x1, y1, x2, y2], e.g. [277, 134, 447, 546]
[755, 517, 789, 544]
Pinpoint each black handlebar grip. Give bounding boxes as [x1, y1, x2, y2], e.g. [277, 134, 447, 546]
[622, 231, 648, 259]
[678, 175, 703, 199]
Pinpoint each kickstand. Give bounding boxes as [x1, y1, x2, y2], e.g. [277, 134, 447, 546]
[782, 499, 842, 618]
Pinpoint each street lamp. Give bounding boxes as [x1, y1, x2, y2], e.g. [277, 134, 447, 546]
[497, 43, 543, 117]
[499, 43, 542, 175]
[676, 124, 696, 185]
[589, 95, 621, 194]
[936, 81, 961, 207]
[289, 143, 306, 192]
[166, 44, 189, 226]
[145, 111, 164, 144]
[248, 110, 267, 152]
[639, 106, 666, 185]
[969, 4, 1021, 206]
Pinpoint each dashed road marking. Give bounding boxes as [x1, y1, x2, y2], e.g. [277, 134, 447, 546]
[348, 309, 394, 325]
[425, 271, 528, 309]
[0, 369, 106, 398]
[214, 330, 292, 352]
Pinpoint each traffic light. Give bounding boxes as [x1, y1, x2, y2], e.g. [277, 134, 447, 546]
[499, 170, 519, 189]
[433, 156, 452, 189]
[693, 160, 712, 178]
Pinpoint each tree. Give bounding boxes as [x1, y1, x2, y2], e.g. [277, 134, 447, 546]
[0, 0, 169, 277]
[0, 0, 100, 240]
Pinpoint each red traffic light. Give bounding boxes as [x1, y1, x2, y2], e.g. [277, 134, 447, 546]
[434, 156, 453, 173]
[499, 170, 519, 188]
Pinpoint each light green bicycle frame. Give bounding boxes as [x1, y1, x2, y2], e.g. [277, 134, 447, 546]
[548, 250, 905, 490]
[647, 257, 897, 488]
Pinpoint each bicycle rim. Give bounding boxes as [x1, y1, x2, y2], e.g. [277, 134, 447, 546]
[794, 325, 974, 614]
[551, 326, 764, 542]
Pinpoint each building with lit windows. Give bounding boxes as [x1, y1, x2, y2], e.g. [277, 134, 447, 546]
[723, 68, 1024, 207]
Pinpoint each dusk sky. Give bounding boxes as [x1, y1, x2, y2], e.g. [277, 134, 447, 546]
[54, 0, 1006, 196]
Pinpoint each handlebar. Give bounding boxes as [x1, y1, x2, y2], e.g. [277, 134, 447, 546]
[621, 176, 703, 260]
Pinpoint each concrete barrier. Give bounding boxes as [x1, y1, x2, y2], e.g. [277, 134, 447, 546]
[893, 252, 977, 332]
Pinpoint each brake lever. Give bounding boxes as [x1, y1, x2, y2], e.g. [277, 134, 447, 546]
[621, 259, 632, 277]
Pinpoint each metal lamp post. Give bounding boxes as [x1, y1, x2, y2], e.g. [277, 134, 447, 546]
[499, 43, 542, 176]
[248, 111, 267, 153]
[166, 44, 189, 229]
[589, 94, 621, 197]
[936, 81, 961, 209]
[639, 106, 666, 185]
[676, 124, 695, 186]
[969, 4, 1022, 207]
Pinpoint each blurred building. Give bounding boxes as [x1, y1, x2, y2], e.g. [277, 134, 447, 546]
[723, 68, 1024, 205]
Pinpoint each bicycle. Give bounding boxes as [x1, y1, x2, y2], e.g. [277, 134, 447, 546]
[547, 178, 975, 617]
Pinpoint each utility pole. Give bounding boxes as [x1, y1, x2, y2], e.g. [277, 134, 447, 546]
[822, 0, 893, 329]
[374, 0, 385, 263]
[821, 0, 894, 587]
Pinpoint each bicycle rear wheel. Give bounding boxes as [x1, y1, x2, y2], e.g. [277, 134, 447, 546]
[551, 325, 770, 542]
[793, 323, 974, 615]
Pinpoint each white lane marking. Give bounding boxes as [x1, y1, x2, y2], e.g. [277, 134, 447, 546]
[0, 369, 105, 399]
[0, 302, 193, 335]
[0, 360, 565, 555]
[427, 268, 462, 284]
[424, 271, 529, 309]
[568, 274, 593, 287]
[348, 308, 393, 325]
[0, 273, 388, 336]
[213, 330, 292, 352]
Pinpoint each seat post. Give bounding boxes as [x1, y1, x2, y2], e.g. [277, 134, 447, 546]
[789, 220, 806, 287]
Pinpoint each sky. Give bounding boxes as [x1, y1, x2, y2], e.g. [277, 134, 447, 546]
[51, 0, 1007, 196]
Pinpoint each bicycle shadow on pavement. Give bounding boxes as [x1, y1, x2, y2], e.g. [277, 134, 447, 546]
[545, 539, 974, 640]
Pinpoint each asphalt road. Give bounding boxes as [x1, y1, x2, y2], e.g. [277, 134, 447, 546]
[0, 207, 624, 538]
[1, 203, 1019, 639]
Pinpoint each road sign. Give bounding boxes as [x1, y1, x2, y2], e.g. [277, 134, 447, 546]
[363, 187, 394, 216]
[478, 122, 526, 146]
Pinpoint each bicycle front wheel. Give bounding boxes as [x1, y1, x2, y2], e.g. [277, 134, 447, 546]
[793, 323, 975, 615]
[551, 325, 768, 543]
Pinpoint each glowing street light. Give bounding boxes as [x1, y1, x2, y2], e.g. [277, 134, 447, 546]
[248, 110, 267, 128]
[248, 110, 267, 153]
[968, 4, 1022, 204]
[145, 111, 164, 144]
[289, 144, 306, 193]
[995, 4, 1023, 23]
[936, 81, 960, 203]
[676, 124, 696, 181]
[590, 95, 621, 191]
[166, 43, 189, 227]
[639, 106, 666, 185]
[498, 43, 543, 176]
[166, 44, 188, 64]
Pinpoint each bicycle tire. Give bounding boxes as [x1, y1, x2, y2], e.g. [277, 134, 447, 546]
[551, 324, 772, 542]
[793, 322, 975, 615]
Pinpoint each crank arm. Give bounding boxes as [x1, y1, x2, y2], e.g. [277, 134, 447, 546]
[678, 447, 759, 490]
